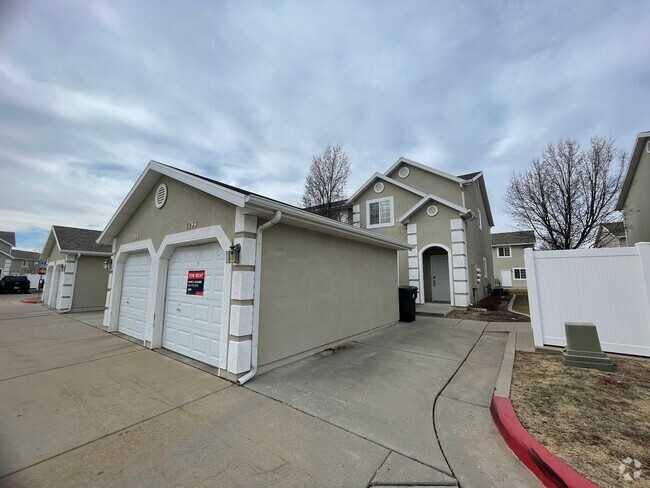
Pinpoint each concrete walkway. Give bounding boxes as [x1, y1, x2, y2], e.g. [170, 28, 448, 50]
[0, 294, 539, 487]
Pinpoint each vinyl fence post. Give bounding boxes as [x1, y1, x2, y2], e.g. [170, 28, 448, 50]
[636, 242, 650, 316]
[524, 247, 544, 347]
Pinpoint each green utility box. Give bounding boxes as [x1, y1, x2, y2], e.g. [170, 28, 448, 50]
[563, 322, 614, 372]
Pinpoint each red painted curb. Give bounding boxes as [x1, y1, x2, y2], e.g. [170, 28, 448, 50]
[490, 396, 599, 488]
[19, 299, 39, 304]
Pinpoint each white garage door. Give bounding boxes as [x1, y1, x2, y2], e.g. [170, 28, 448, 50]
[118, 252, 152, 341]
[163, 242, 225, 367]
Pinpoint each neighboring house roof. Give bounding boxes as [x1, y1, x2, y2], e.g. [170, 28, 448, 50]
[601, 221, 626, 237]
[303, 199, 348, 214]
[491, 231, 536, 246]
[0, 231, 16, 247]
[346, 172, 427, 204]
[41, 226, 112, 260]
[616, 130, 650, 210]
[97, 161, 411, 251]
[11, 249, 41, 260]
[398, 194, 470, 223]
[457, 171, 482, 181]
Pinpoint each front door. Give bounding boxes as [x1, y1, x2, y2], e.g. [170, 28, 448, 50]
[501, 269, 513, 287]
[430, 254, 450, 302]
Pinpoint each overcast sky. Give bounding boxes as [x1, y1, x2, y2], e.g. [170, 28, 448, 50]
[1, 0, 649, 251]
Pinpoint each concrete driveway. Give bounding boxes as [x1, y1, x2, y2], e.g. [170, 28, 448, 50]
[0, 294, 538, 487]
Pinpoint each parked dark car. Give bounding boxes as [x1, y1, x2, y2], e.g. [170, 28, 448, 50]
[0, 276, 31, 294]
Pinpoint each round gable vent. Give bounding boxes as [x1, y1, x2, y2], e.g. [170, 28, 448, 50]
[426, 205, 439, 217]
[374, 182, 385, 193]
[398, 167, 410, 178]
[154, 183, 168, 209]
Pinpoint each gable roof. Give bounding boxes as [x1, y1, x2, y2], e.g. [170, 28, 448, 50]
[11, 249, 40, 260]
[349, 157, 494, 226]
[97, 161, 411, 251]
[601, 221, 626, 237]
[346, 172, 427, 205]
[616, 130, 650, 210]
[398, 194, 470, 223]
[41, 226, 112, 260]
[491, 231, 536, 246]
[0, 231, 16, 247]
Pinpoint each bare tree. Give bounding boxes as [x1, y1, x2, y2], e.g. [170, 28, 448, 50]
[505, 137, 627, 249]
[301, 145, 351, 220]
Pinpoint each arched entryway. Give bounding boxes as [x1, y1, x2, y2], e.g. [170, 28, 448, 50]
[420, 245, 452, 304]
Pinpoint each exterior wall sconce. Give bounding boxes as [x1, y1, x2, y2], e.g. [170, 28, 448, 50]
[60, 264, 66, 272]
[226, 243, 241, 264]
[103, 258, 113, 270]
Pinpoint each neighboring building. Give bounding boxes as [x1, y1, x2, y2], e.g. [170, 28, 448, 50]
[304, 199, 349, 222]
[491, 231, 535, 290]
[0, 230, 41, 278]
[346, 157, 494, 307]
[594, 222, 627, 248]
[97, 161, 410, 382]
[616, 130, 650, 245]
[40, 226, 112, 313]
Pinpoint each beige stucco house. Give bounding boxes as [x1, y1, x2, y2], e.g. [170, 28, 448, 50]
[346, 157, 494, 307]
[616, 130, 650, 245]
[491, 231, 535, 290]
[0, 231, 40, 278]
[40, 226, 111, 312]
[97, 161, 410, 382]
[594, 222, 627, 248]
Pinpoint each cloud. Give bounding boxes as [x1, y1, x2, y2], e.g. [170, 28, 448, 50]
[0, 0, 649, 250]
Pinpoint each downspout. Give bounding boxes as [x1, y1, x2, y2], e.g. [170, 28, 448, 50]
[61, 253, 81, 313]
[238, 210, 282, 385]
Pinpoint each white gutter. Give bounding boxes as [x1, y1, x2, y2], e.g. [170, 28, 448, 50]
[238, 210, 282, 385]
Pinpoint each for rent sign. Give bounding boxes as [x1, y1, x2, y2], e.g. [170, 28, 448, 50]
[186, 270, 205, 295]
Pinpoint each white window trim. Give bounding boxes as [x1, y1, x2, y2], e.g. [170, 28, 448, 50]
[478, 209, 482, 231]
[366, 195, 394, 229]
[513, 267, 527, 280]
[22, 260, 29, 267]
[497, 246, 511, 258]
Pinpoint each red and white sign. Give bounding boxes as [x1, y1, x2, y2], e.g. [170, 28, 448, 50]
[186, 270, 205, 295]
[37, 267, 46, 276]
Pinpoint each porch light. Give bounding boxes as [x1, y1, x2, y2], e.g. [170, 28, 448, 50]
[103, 258, 113, 270]
[226, 243, 241, 264]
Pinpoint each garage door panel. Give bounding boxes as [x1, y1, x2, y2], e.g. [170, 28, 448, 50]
[118, 252, 151, 341]
[162, 242, 225, 367]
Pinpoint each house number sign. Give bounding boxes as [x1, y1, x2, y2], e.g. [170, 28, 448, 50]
[186, 270, 205, 296]
[185, 220, 198, 229]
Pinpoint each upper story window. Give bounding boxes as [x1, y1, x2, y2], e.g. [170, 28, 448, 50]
[366, 196, 394, 229]
[497, 246, 511, 258]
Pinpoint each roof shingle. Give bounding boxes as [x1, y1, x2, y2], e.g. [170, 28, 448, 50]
[0, 231, 16, 246]
[53, 226, 112, 254]
[11, 249, 41, 260]
[491, 230, 536, 246]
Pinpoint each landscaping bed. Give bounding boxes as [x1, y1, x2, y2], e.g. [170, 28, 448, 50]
[447, 294, 529, 322]
[511, 351, 650, 487]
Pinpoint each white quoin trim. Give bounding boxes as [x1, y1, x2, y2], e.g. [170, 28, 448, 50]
[418, 243, 454, 306]
[106, 239, 156, 334]
[151, 225, 233, 370]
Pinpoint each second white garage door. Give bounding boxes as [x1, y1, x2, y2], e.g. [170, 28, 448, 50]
[163, 242, 225, 367]
[118, 252, 152, 341]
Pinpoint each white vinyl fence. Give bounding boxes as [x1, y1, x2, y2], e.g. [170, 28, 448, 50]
[525, 243, 650, 357]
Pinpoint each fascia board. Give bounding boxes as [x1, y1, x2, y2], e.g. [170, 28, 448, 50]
[98, 161, 247, 245]
[384, 157, 466, 184]
[616, 131, 650, 210]
[347, 173, 426, 204]
[398, 194, 469, 222]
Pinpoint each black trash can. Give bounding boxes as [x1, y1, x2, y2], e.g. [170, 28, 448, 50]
[398, 286, 418, 322]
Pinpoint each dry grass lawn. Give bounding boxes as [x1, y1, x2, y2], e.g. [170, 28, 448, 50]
[512, 293, 530, 315]
[511, 352, 650, 487]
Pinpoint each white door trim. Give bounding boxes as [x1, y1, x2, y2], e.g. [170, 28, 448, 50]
[418, 243, 454, 306]
[152, 225, 232, 370]
[107, 239, 156, 335]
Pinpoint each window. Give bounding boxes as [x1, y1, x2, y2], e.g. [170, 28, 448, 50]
[478, 209, 482, 231]
[513, 268, 527, 280]
[497, 246, 511, 258]
[366, 196, 393, 228]
[22, 260, 29, 267]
